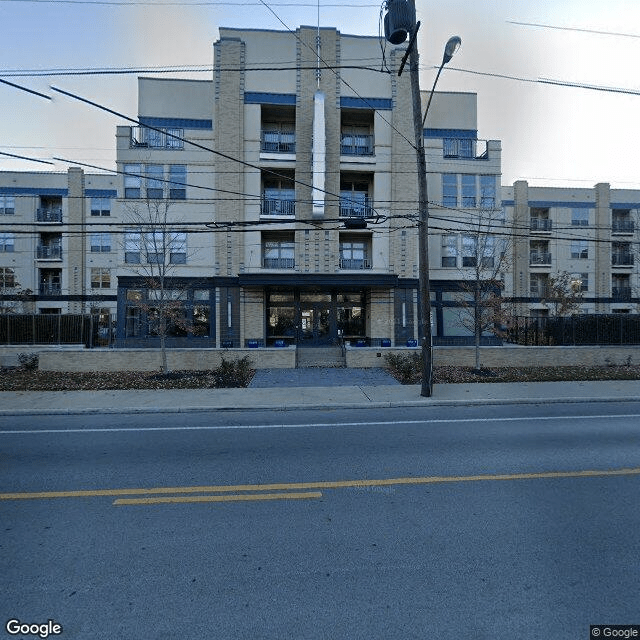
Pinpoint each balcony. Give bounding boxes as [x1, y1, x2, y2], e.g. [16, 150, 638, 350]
[39, 284, 62, 296]
[36, 245, 62, 260]
[612, 220, 635, 234]
[261, 192, 296, 217]
[263, 257, 295, 269]
[530, 218, 553, 232]
[36, 208, 62, 223]
[261, 131, 295, 154]
[612, 287, 632, 301]
[530, 252, 552, 265]
[130, 126, 184, 149]
[340, 133, 374, 156]
[612, 253, 634, 266]
[339, 194, 372, 218]
[339, 258, 371, 270]
[443, 138, 489, 160]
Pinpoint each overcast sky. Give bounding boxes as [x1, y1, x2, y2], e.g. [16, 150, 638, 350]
[1, 0, 639, 189]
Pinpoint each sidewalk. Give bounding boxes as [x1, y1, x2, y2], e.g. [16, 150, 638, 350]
[0, 379, 638, 416]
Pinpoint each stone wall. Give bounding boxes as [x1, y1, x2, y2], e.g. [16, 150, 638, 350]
[345, 345, 640, 368]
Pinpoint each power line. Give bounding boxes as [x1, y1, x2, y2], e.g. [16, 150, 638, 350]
[507, 20, 640, 40]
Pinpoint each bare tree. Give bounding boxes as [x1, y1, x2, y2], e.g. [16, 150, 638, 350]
[454, 209, 512, 371]
[540, 271, 584, 316]
[122, 199, 197, 373]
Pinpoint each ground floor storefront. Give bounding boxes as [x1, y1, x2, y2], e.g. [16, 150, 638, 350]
[115, 275, 500, 348]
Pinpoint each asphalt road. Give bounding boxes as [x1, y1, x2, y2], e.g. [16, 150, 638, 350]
[2, 402, 640, 640]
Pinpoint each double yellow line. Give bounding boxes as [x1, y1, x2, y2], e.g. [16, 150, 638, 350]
[2, 467, 640, 506]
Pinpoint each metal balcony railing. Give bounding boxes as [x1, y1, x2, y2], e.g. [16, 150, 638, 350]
[530, 218, 553, 231]
[39, 284, 62, 296]
[612, 253, 634, 266]
[530, 251, 552, 265]
[443, 138, 489, 160]
[339, 195, 372, 218]
[340, 133, 374, 156]
[261, 131, 296, 154]
[612, 220, 635, 234]
[261, 195, 296, 216]
[130, 126, 184, 149]
[612, 287, 632, 301]
[339, 258, 371, 270]
[36, 245, 62, 259]
[36, 208, 62, 222]
[263, 257, 295, 269]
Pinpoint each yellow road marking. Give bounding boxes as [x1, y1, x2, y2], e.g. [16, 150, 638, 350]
[113, 491, 323, 506]
[2, 467, 640, 502]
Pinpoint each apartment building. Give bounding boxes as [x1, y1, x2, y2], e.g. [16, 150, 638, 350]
[110, 26, 504, 348]
[503, 181, 639, 316]
[0, 168, 117, 320]
[2, 26, 513, 348]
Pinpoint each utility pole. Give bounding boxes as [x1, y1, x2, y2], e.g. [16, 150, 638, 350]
[386, 0, 460, 396]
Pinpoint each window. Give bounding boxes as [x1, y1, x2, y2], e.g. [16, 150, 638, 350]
[90, 197, 111, 216]
[169, 232, 187, 264]
[262, 171, 296, 216]
[571, 208, 589, 226]
[339, 237, 370, 269]
[124, 164, 141, 198]
[461, 175, 476, 208]
[573, 273, 588, 292]
[90, 268, 111, 289]
[263, 235, 295, 269]
[124, 231, 141, 263]
[530, 273, 548, 297]
[480, 176, 496, 209]
[340, 175, 372, 217]
[441, 234, 457, 267]
[571, 241, 589, 259]
[90, 233, 111, 252]
[0, 267, 15, 288]
[169, 165, 186, 200]
[462, 235, 477, 267]
[144, 230, 164, 264]
[442, 174, 457, 207]
[146, 165, 164, 199]
[0, 195, 14, 215]
[0, 233, 15, 252]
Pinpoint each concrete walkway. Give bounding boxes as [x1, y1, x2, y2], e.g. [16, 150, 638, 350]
[0, 372, 638, 416]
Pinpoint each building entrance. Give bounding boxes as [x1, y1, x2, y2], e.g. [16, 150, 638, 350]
[266, 288, 366, 347]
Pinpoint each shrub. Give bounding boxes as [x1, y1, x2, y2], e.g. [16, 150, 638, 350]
[213, 356, 254, 388]
[385, 351, 422, 385]
[17, 352, 39, 371]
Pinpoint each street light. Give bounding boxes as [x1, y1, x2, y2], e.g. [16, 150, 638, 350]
[412, 34, 460, 397]
[385, 1, 460, 396]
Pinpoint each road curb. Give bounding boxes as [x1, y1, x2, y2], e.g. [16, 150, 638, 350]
[1, 395, 638, 417]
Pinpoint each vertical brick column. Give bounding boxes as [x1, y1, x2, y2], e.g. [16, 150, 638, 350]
[594, 182, 610, 312]
[512, 180, 530, 315]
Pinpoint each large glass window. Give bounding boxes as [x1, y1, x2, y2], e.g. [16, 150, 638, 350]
[263, 235, 295, 269]
[571, 208, 590, 226]
[0, 267, 15, 287]
[91, 268, 111, 289]
[571, 240, 589, 259]
[124, 231, 141, 264]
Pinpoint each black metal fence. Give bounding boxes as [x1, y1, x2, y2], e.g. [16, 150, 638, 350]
[505, 315, 640, 346]
[0, 314, 115, 348]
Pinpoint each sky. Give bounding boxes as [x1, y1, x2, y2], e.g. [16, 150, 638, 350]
[1, 0, 640, 189]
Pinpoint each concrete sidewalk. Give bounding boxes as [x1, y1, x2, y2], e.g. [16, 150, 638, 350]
[0, 379, 638, 416]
